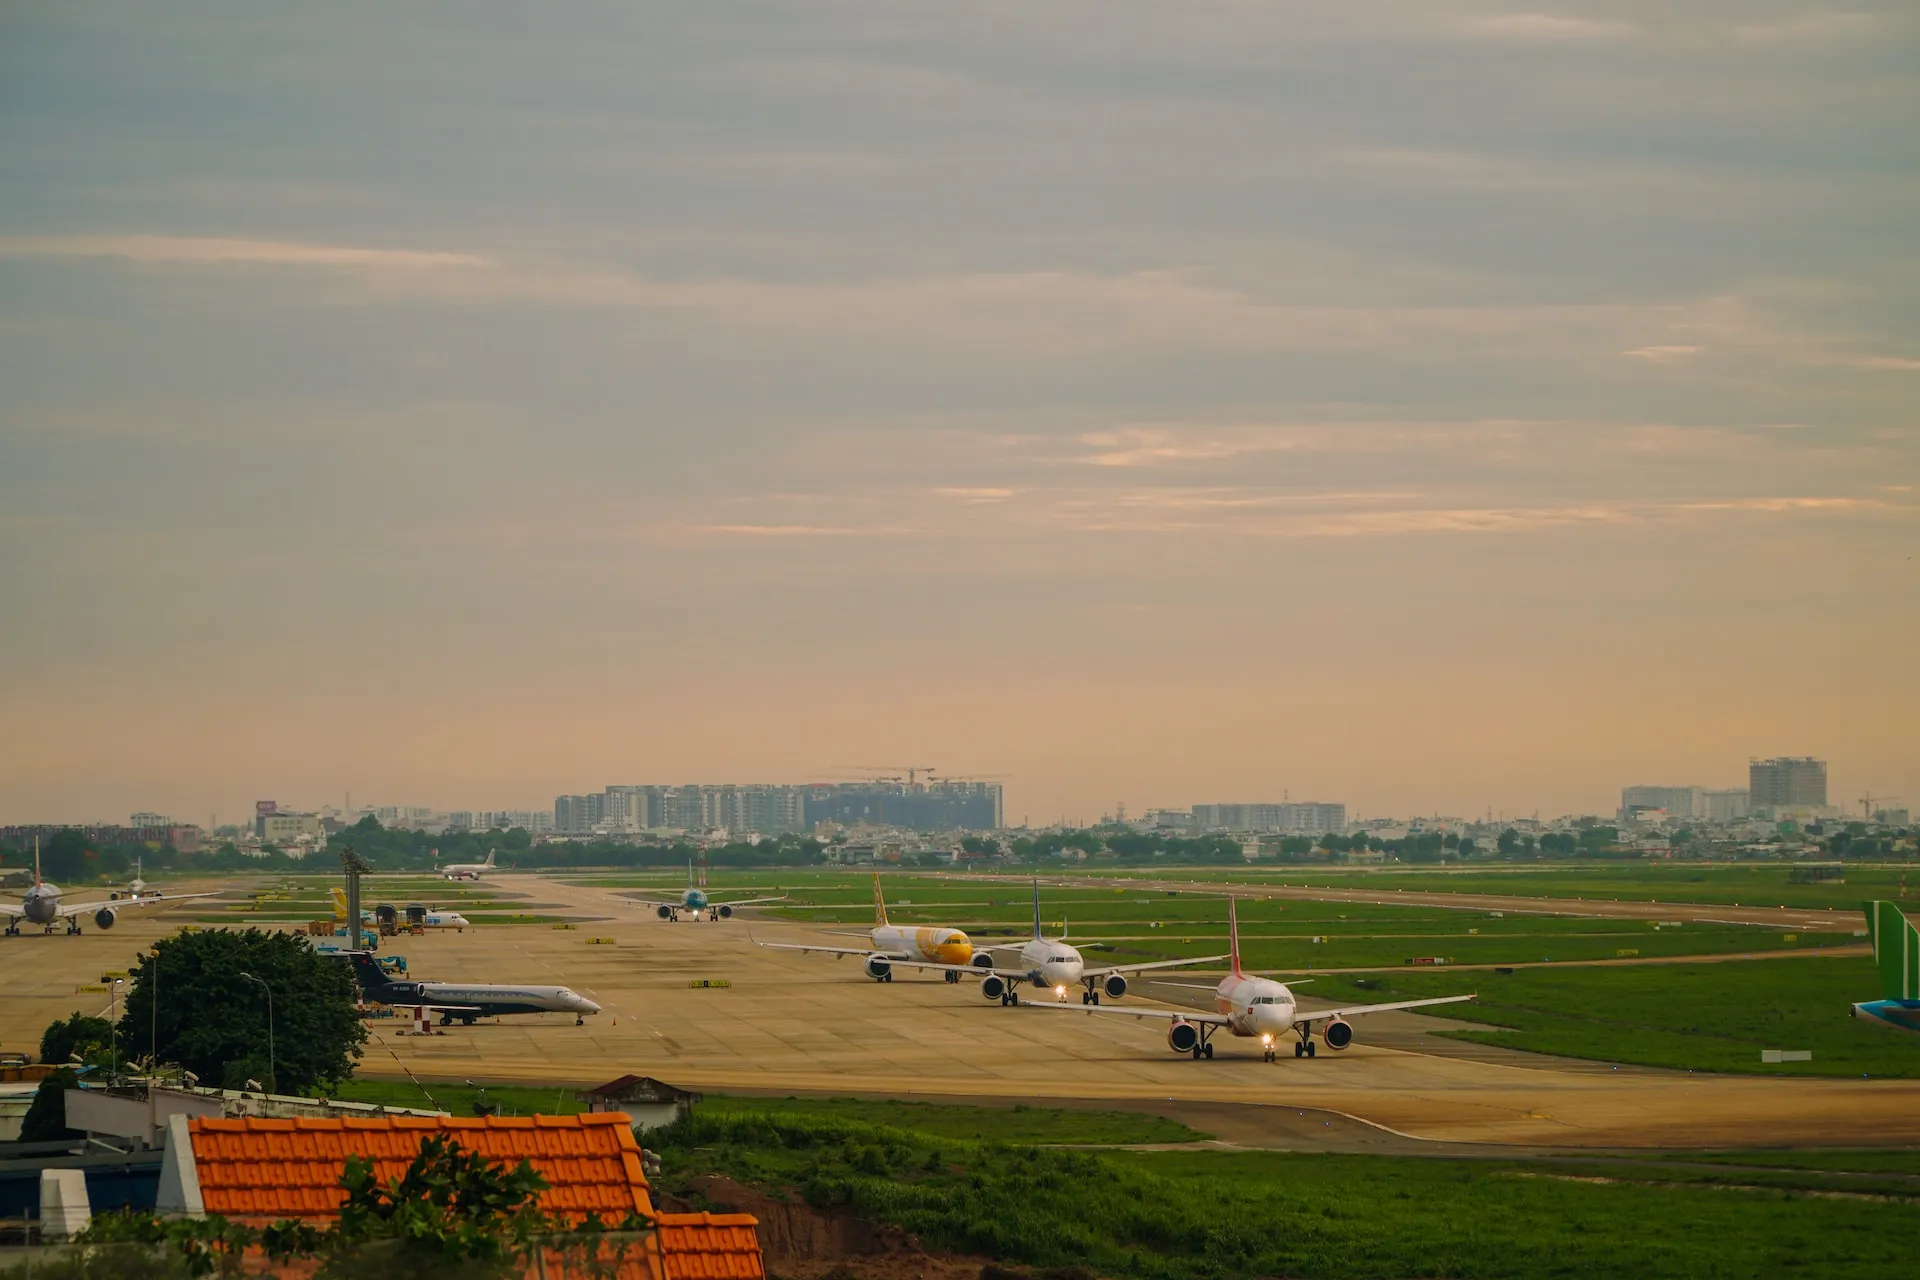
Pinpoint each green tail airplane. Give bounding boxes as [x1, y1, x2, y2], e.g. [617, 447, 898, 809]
[1853, 900, 1920, 1035]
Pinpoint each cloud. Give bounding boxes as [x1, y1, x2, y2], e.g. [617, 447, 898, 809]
[933, 487, 1016, 503]
[1624, 345, 1701, 363]
[1472, 13, 1637, 41]
[0, 234, 489, 271]
[1734, 12, 1879, 45]
[1848, 355, 1920, 371]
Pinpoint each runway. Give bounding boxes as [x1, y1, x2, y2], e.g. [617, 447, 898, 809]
[2, 874, 1910, 1152]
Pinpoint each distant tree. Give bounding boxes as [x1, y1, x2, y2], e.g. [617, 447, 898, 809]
[41, 1013, 116, 1066]
[40, 828, 93, 882]
[118, 927, 365, 1093]
[1458, 837, 1478, 856]
[1442, 833, 1460, 850]
[1496, 828, 1520, 856]
[19, 1068, 80, 1142]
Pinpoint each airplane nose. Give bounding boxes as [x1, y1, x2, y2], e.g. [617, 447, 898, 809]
[577, 996, 602, 1014]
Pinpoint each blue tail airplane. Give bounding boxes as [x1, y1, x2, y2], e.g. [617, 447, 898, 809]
[1852, 900, 1920, 1035]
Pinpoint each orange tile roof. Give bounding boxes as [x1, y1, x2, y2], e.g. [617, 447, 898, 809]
[187, 1112, 653, 1225]
[655, 1212, 767, 1280]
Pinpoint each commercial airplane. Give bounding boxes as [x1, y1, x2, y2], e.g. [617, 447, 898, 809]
[626, 861, 786, 921]
[437, 850, 497, 880]
[802, 879, 1228, 1004]
[344, 952, 601, 1026]
[1853, 900, 1920, 1034]
[1026, 897, 1476, 1060]
[3, 841, 212, 936]
[750, 873, 995, 983]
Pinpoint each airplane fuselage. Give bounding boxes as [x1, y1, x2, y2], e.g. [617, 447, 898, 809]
[1208, 973, 1301, 1041]
[872, 923, 973, 966]
[1014, 937, 1085, 993]
[17, 884, 62, 925]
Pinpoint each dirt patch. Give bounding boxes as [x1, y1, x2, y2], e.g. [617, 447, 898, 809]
[660, 1174, 1004, 1280]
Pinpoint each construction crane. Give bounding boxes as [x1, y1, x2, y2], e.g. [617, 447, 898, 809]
[831, 764, 938, 786]
[1861, 793, 1903, 821]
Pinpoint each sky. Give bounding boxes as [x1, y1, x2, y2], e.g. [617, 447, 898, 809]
[1, 2, 1916, 828]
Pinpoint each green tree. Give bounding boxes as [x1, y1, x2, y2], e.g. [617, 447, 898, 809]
[118, 927, 366, 1092]
[19, 1068, 81, 1142]
[1497, 828, 1520, 856]
[41, 828, 94, 882]
[41, 1013, 117, 1066]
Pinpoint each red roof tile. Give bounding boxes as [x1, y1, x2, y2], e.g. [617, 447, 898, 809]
[655, 1212, 767, 1280]
[188, 1111, 654, 1226]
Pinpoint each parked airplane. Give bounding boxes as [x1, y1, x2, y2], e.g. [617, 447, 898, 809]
[438, 850, 497, 880]
[1025, 897, 1476, 1060]
[1853, 900, 1920, 1034]
[800, 879, 1228, 1004]
[3, 841, 212, 936]
[625, 861, 786, 922]
[344, 952, 600, 1026]
[750, 873, 996, 983]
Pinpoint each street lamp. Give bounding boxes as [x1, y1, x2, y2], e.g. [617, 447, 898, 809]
[237, 972, 274, 1095]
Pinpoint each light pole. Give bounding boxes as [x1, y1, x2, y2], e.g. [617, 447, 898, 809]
[148, 946, 161, 1069]
[238, 972, 274, 1095]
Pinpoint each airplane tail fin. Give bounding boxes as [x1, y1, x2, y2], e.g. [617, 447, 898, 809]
[33, 837, 42, 889]
[1031, 879, 1043, 941]
[1228, 897, 1244, 978]
[872, 873, 889, 927]
[344, 951, 389, 997]
[1867, 900, 1919, 1001]
[330, 887, 349, 921]
[484, 849, 496, 867]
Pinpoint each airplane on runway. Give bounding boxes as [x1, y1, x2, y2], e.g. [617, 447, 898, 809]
[3, 841, 212, 936]
[1853, 900, 1920, 1034]
[625, 861, 786, 922]
[437, 850, 497, 880]
[779, 879, 1228, 1004]
[749, 873, 996, 982]
[344, 951, 601, 1026]
[1023, 897, 1476, 1060]
[328, 890, 472, 932]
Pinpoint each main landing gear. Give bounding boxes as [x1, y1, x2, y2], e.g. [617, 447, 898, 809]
[943, 970, 962, 984]
[998, 989, 1022, 1006]
[1079, 984, 1102, 1006]
[1292, 1028, 1318, 1060]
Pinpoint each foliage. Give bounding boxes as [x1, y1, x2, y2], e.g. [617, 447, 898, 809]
[652, 1107, 1915, 1280]
[41, 1013, 117, 1066]
[59, 1138, 647, 1280]
[332, 1134, 553, 1267]
[117, 927, 365, 1092]
[702, 1095, 1207, 1144]
[19, 1067, 81, 1142]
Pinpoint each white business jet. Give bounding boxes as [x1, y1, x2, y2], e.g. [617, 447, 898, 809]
[1025, 897, 1475, 1060]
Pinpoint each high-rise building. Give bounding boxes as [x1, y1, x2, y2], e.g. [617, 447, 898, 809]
[1189, 802, 1345, 834]
[1749, 757, 1827, 811]
[1620, 786, 1702, 822]
[1702, 789, 1750, 823]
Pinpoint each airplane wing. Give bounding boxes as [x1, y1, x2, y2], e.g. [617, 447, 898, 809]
[711, 895, 788, 908]
[1022, 1002, 1235, 1026]
[0, 903, 23, 919]
[1290, 994, 1476, 1024]
[1084, 954, 1231, 979]
[52, 893, 217, 919]
[750, 938, 904, 961]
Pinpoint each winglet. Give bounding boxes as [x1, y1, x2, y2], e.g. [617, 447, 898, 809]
[1867, 900, 1918, 1001]
[873, 872, 889, 927]
[1228, 897, 1244, 978]
[1031, 878, 1043, 941]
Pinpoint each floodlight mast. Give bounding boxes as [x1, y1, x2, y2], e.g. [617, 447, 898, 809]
[339, 846, 373, 950]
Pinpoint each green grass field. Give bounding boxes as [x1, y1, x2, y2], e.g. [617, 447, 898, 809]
[1330, 956, 1916, 1076]
[700, 1095, 1205, 1144]
[653, 1105, 1917, 1280]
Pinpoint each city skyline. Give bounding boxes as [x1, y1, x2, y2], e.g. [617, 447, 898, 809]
[2, 5, 1915, 827]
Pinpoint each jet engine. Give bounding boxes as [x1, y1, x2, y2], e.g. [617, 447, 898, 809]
[93, 907, 118, 930]
[655, 905, 674, 920]
[1166, 1020, 1200, 1053]
[980, 974, 1007, 1000]
[716, 904, 734, 919]
[864, 955, 893, 981]
[1103, 974, 1128, 999]
[1323, 1019, 1353, 1050]
[971, 952, 996, 969]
